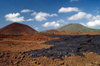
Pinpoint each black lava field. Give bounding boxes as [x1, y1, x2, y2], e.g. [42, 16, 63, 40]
[24, 35, 100, 59]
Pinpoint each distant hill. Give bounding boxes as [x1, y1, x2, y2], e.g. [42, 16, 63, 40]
[42, 29, 59, 33]
[0, 23, 37, 34]
[57, 23, 100, 32]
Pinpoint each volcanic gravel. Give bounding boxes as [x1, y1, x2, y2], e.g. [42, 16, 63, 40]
[24, 35, 100, 59]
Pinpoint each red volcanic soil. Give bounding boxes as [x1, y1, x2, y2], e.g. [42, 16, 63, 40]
[0, 33, 58, 52]
[80, 32, 100, 35]
[0, 34, 10, 38]
[1, 23, 100, 65]
[12, 33, 58, 41]
[0, 34, 100, 65]
[0, 23, 37, 34]
[45, 31, 100, 35]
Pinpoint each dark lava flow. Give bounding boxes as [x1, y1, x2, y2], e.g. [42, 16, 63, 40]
[24, 35, 100, 59]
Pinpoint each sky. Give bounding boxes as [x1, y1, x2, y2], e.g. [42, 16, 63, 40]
[0, 0, 100, 31]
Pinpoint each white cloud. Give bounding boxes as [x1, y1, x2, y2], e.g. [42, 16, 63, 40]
[58, 7, 79, 13]
[26, 18, 34, 21]
[42, 19, 65, 28]
[31, 12, 37, 15]
[78, 15, 100, 28]
[92, 15, 100, 20]
[80, 23, 87, 26]
[21, 9, 33, 13]
[50, 14, 58, 17]
[5, 13, 24, 22]
[34, 27, 39, 30]
[87, 15, 100, 27]
[57, 19, 64, 23]
[68, 12, 92, 20]
[87, 20, 100, 27]
[34, 12, 57, 21]
[70, 0, 79, 2]
[43, 21, 60, 27]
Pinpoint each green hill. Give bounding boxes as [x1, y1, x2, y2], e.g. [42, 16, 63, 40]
[57, 23, 100, 32]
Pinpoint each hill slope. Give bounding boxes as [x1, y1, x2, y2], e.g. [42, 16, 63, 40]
[57, 23, 100, 32]
[42, 29, 59, 33]
[0, 23, 37, 34]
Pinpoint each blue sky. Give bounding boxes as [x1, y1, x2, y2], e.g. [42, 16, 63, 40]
[0, 0, 100, 31]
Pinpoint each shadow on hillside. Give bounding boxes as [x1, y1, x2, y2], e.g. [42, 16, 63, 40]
[24, 35, 100, 59]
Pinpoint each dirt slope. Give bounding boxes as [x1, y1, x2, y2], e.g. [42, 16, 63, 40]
[0, 23, 37, 34]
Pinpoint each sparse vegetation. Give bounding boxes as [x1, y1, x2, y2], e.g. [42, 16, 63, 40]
[4, 33, 24, 36]
[1, 23, 100, 66]
[57, 23, 100, 33]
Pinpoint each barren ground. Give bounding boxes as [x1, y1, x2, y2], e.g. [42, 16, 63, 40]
[0, 33, 100, 66]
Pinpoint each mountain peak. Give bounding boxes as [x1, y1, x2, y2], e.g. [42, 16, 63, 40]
[0, 23, 37, 34]
[67, 23, 83, 26]
[57, 23, 92, 32]
[10, 22, 26, 26]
